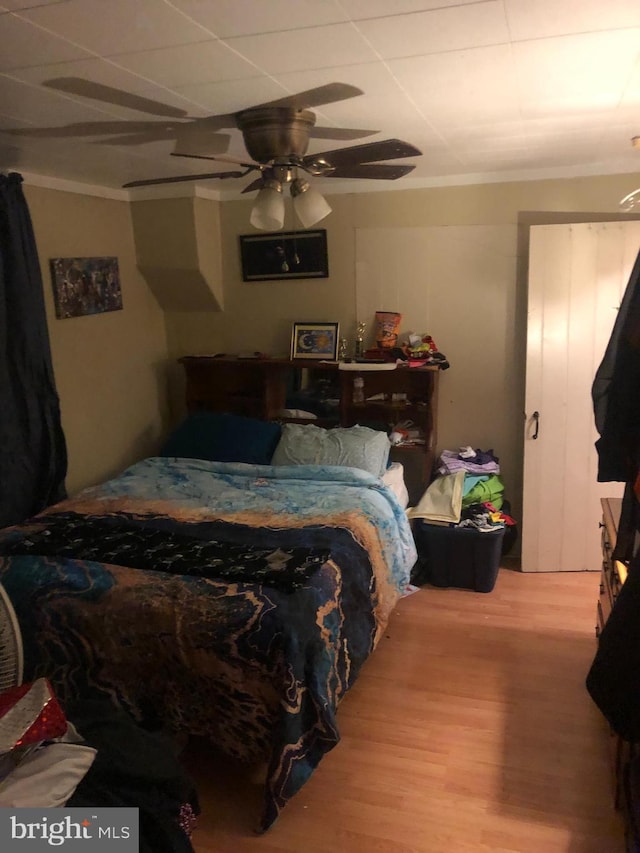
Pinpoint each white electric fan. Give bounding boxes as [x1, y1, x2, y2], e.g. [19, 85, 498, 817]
[0, 583, 23, 691]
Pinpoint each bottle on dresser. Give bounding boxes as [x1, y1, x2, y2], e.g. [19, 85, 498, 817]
[352, 376, 365, 404]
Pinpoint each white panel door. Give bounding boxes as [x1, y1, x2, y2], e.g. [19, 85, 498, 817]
[522, 222, 640, 572]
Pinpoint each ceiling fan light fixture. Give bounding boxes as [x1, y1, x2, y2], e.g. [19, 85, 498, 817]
[620, 187, 640, 212]
[290, 177, 331, 228]
[250, 179, 285, 231]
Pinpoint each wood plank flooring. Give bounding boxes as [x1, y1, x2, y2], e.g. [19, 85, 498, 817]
[184, 568, 625, 852]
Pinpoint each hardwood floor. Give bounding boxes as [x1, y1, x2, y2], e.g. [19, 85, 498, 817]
[184, 568, 625, 852]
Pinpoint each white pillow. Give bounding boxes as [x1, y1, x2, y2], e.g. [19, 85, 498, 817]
[382, 462, 409, 509]
[0, 742, 96, 807]
[272, 423, 391, 477]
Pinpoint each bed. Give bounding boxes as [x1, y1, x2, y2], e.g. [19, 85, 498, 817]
[0, 416, 416, 830]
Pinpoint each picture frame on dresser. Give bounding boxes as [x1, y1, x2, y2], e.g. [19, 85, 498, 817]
[290, 322, 340, 360]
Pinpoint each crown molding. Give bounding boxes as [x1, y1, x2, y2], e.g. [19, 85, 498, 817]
[219, 160, 640, 199]
[16, 170, 224, 202]
[15, 162, 640, 203]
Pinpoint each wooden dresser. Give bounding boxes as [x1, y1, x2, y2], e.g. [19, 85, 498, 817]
[598, 497, 627, 639]
[598, 497, 637, 850]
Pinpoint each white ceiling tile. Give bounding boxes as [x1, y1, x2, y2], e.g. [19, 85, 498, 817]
[0, 0, 65, 7]
[0, 109, 20, 126]
[172, 77, 290, 114]
[519, 112, 635, 158]
[273, 62, 419, 129]
[169, 0, 348, 38]
[340, 0, 488, 19]
[595, 131, 638, 155]
[598, 105, 640, 126]
[224, 23, 378, 74]
[9, 58, 210, 117]
[19, 0, 208, 55]
[314, 95, 426, 138]
[389, 45, 520, 127]
[0, 74, 111, 126]
[442, 119, 526, 144]
[0, 11, 90, 69]
[355, 1, 510, 60]
[458, 148, 532, 166]
[505, 0, 640, 42]
[274, 61, 405, 99]
[112, 40, 258, 88]
[1, 0, 66, 8]
[514, 30, 640, 117]
[621, 60, 640, 106]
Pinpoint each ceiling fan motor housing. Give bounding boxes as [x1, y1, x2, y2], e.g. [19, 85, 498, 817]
[236, 107, 316, 164]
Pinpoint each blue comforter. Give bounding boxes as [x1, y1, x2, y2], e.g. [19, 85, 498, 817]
[0, 457, 416, 829]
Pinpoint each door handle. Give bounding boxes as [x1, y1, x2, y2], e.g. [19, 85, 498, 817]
[531, 410, 540, 440]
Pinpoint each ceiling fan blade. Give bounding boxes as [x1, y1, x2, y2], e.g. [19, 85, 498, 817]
[321, 163, 416, 180]
[123, 170, 249, 189]
[43, 77, 189, 118]
[305, 138, 422, 170]
[171, 150, 260, 169]
[6, 120, 183, 139]
[254, 83, 364, 112]
[309, 126, 378, 140]
[241, 178, 265, 194]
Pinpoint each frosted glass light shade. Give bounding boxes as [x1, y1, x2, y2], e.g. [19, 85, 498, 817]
[292, 186, 332, 228]
[620, 188, 640, 212]
[250, 186, 285, 230]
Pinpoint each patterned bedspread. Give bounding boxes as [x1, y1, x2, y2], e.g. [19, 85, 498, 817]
[0, 457, 416, 830]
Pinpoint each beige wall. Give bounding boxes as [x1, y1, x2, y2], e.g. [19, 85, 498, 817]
[208, 172, 640, 353]
[130, 196, 224, 311]
[25, 185, 170, 495]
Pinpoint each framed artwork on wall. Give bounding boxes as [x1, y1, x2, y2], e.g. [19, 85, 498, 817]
[50, 256, 122, 319]
[239, 229, 328, 281]
[291, 321, 340, 360]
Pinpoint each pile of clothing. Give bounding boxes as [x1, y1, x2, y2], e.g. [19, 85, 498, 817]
[363, 332, 450, 369]
[409, 446, 517, 538]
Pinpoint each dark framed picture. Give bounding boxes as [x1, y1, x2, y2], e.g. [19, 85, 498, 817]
[240, 229, 328, 281]
[50, 257, 122, 319]
[291, 321, 340, 360]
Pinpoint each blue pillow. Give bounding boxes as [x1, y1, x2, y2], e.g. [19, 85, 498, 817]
[160, 412, 282, 465]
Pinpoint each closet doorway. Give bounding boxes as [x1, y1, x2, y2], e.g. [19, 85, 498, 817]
[522, 221, 640, 572]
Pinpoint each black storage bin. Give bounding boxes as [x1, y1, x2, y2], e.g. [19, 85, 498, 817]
[413, 521, 505, 593]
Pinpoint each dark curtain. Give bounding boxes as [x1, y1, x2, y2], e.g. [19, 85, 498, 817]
[0, 172, 67, 528]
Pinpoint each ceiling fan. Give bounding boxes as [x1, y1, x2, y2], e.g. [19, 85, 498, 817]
[620, 136, 640, 212]
[9, 79, 421, 229]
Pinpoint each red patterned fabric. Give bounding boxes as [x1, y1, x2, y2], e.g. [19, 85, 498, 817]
[0, 678, 67, 750]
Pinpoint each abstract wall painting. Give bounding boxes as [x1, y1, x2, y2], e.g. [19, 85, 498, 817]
[50, 256, 122, 319]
